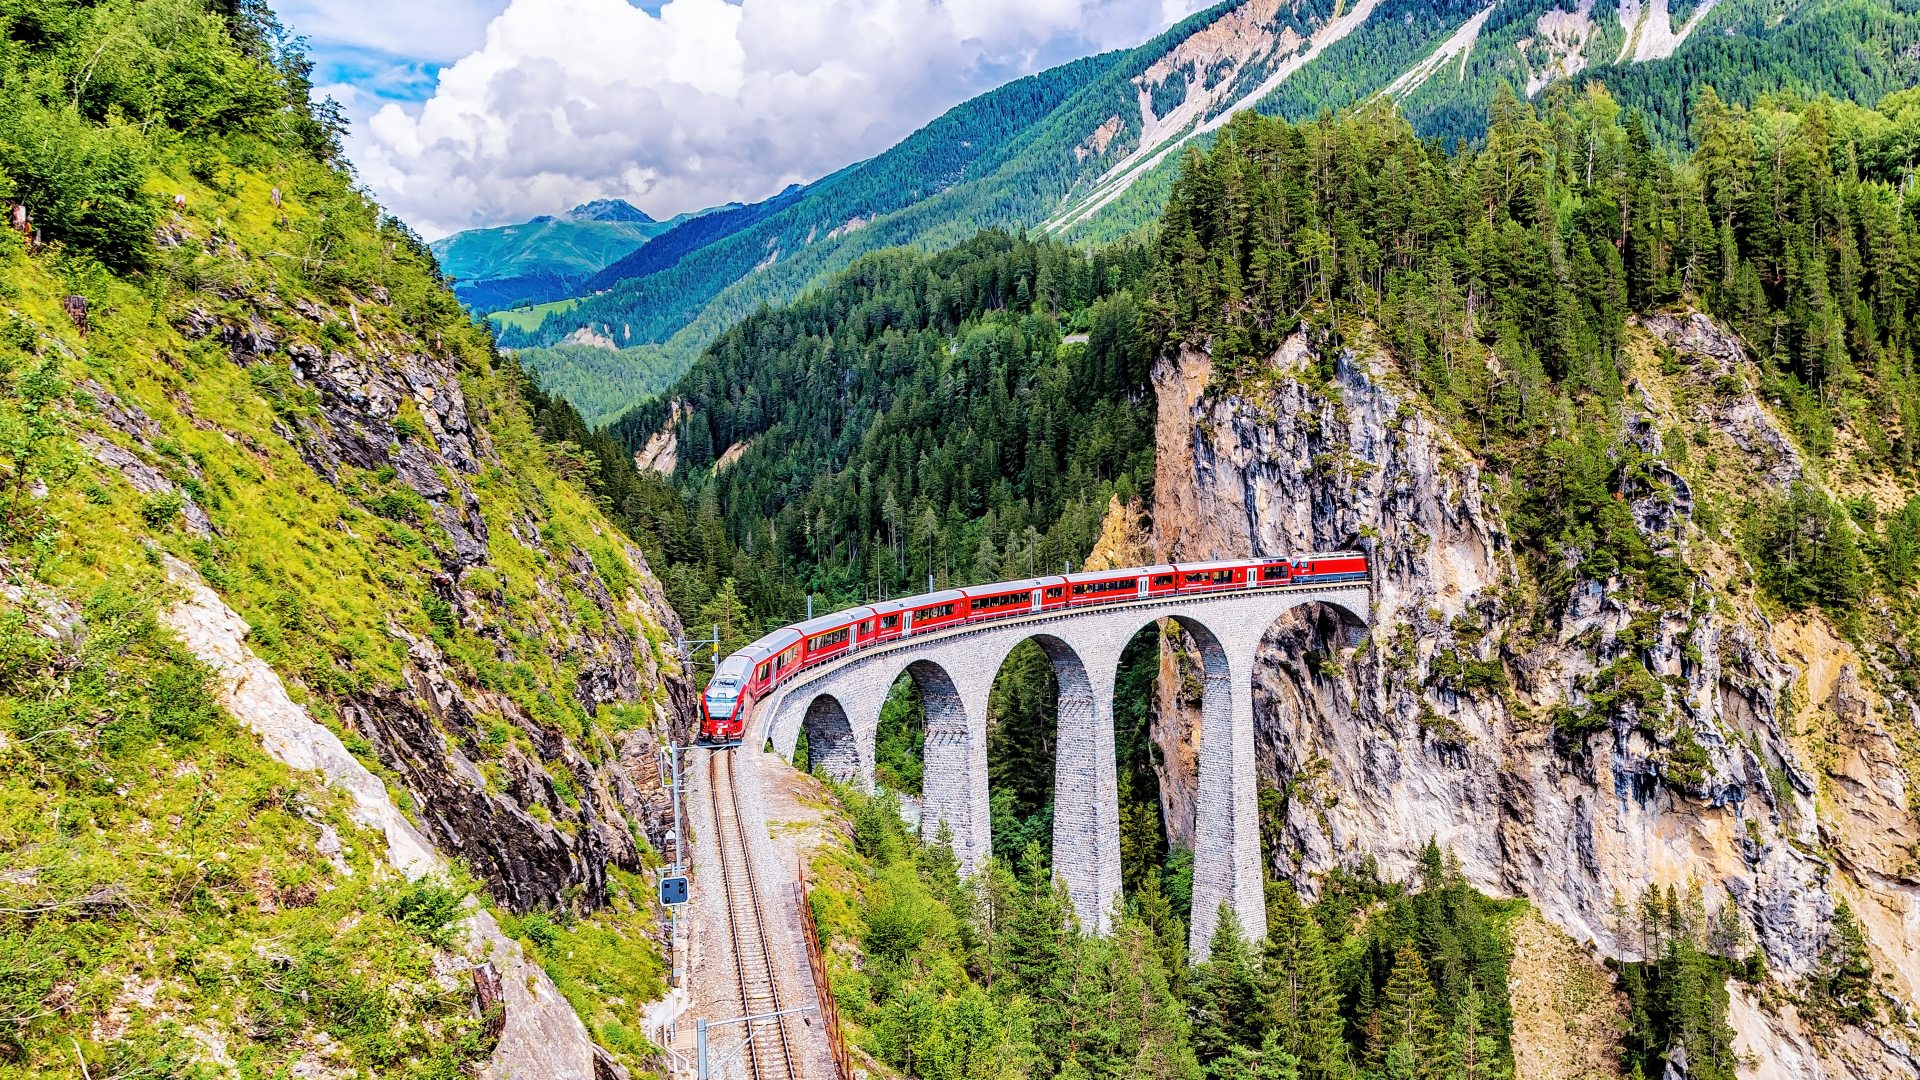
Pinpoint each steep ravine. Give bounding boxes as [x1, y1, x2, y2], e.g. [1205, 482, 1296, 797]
[1146, 314, 1920, 1076]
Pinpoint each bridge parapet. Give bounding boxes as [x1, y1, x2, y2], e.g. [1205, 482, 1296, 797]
[748, 583, 1370, 952]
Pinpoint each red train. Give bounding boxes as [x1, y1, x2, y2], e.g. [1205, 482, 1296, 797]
[697, 553, 1367, 744]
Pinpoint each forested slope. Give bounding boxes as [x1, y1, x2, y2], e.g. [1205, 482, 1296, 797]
[509, 0, 1920, 430]
[427, 199, 687, 315]
[0, 3, 685, 1075]
[1139, 87, 1920, 1078]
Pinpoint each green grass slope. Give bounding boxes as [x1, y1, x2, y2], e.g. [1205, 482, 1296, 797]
[0, 2, 683, 1074]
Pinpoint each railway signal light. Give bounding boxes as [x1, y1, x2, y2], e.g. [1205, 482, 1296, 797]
[660, 874, 688, 906]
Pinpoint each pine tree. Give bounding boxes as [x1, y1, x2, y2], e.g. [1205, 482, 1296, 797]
[1262, 882, 1347, 1080]
[1207, 1030, 1301, 1080]
[1071, 919, 1201, 1080]
[695, 577, 751, 660]
[1135, 868, 1189, 994]
[1370, 943, 1444, 1077]
[1814, 899, 1878, 1024]
[1189, 908, 1267, 1065]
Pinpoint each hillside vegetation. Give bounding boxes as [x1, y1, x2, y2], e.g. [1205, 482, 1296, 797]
[0, 2, 680, 1074]
[1155, 85, 1920, 592]
[808, 785, 1522, 1080]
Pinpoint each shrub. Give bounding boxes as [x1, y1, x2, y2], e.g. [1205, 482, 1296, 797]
[381, 875, 471, 948]
[139, 490, 185, 527]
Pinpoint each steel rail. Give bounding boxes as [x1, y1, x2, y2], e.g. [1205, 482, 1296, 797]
[708, 751, 798, 1079]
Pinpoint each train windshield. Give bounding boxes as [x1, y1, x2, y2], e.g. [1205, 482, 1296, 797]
[705, 679, 739, 712]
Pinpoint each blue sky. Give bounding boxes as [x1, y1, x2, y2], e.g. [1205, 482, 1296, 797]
[283, 0, 1203, 239]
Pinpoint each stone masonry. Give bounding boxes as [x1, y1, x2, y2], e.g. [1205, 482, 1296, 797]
[749, 584, 1369, 957]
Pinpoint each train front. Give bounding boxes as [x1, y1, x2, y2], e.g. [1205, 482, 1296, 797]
[700, 659, 749, 745]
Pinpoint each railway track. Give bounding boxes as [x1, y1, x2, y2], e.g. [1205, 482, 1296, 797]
[707, 750, 798, 1080]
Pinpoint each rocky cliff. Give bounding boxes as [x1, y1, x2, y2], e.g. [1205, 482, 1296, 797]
[1146, 314, 1920, 1076]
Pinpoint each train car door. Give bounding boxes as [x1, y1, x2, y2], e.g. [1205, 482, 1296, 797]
[1030, 589, 1041, 613]
[1137, 575, 1148, 598]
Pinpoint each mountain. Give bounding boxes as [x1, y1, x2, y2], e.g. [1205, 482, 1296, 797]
[579, 89, 1920, 1078]
[505, 0, 1920, 425]
[0, 4, 686, 1075]
[566, 197, 656, 222]
[428, 197, 695, 314]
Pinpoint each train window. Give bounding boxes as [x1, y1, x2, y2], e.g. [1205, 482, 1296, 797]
[1262, 566, 1289, 581]
[1152, 574, 1175, 586]
[859, 620, 873, 634]
[913, 602, 954, 621]
[1045, 587, 1063, 599]
[1183, 572, 1205, 583]
[757, 662, 770, 680]
[881, 615, 900, 629]
[806, 628, 850, 651]
[970, 593, 1026, 612]
[1213, 569, 1235, 583]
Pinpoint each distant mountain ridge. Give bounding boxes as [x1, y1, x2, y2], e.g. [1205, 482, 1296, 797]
[498, 0, 1920, 423]
[429, 198, 695, 314]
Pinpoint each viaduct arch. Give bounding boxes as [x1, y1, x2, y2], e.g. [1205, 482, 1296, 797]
[761, 583, 1370, 956]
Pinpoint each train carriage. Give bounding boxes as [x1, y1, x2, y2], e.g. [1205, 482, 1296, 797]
[795, 611, 859, 667]
[866, 599, 912, 644]
[1064, 569, 1138, 605]
[1292, 551, 1369, 583]
[958, 576, 1069, 622]
[1139, 564, 1181, 598]
[905, 589, 967, 635]
[1173, 560, 1253, 593]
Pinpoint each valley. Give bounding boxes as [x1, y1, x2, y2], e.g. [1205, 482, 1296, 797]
[3, 2, 1920, 1080]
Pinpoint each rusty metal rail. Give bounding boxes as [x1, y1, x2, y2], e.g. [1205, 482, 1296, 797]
[795, 871, 852, 1080]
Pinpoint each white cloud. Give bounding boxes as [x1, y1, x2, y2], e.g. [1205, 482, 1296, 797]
[343, 0, 1205, 238]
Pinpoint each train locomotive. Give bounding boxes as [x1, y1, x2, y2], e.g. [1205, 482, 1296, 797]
[697, 552, 1367, 745]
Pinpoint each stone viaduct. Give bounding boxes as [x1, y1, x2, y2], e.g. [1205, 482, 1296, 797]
[747, 583, 1370, 959]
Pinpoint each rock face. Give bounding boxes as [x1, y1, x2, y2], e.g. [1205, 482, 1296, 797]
[157, 559, 610, 1080]
[93, 292, 693, 917]
[1149, 316, 1920, 1075]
